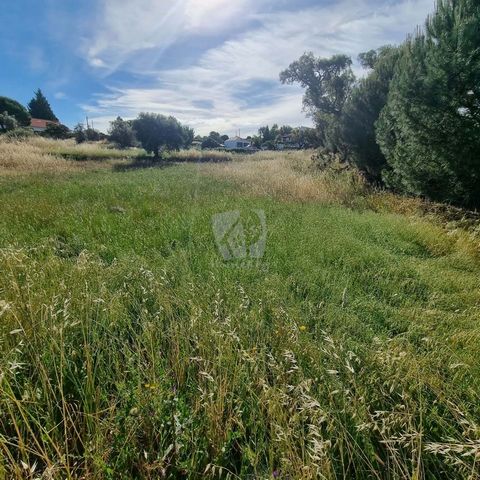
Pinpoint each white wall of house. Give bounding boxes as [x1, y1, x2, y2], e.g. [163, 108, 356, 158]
[224, 137, 251, 150]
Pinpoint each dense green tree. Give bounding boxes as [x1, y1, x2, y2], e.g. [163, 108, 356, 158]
[279, 125, 293, 135]
[0, 96, 30, 126]
[258, 124, 280, 145]
[86, 128, 103, 141]
[43, 123, 70, 139]
[358, 50, 379, 69]
[132, 113, 192, 157]
[291, 127, 320, 148]
[0, 111, 18, 133]
[280, 53, 354, 155]
[201, 137, 222, 149]
[208, 131, 223, 144]
[28, 89, 58, 122]
[376, 0, 480, 207]
[341, 46, 401, 181]
[182, 126, 195, 148]
[108, 116, 136, 148]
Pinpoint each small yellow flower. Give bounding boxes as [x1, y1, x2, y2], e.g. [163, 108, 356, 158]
[144, 383, 158, 390]
[299, 325, 307, 332]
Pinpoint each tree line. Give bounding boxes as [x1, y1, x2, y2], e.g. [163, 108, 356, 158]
[0, 91, 194, 156]
[281, 0, 480, 208]
[0, 89, 60, 136]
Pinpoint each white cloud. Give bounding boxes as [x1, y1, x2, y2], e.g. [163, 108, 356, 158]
[82, 0, 434, 136]
[27, 46, 47, 73]
[84, 0, 262, 72]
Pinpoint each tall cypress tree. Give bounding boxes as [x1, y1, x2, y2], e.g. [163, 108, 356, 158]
[376, 0, 480, 208]
[28, 89, 58, 122]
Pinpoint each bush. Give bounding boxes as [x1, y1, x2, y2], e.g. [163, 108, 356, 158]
[5, 127, 35, 139]
[85, 127, 103, 142]
[42, 123, 70, 139]
[201, 137, 223, 149]
[0, 96, 30, 126]
[73, 124, 87, 144]
[0, 111, 18, 133]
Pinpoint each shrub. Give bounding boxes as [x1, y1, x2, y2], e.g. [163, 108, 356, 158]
[201, 137, 223, 149]
[0, 111, 18, 133]
[42, 123, 70, 139]
[73, 123, 87, 144]
[85, 127, 103, 142]
[5, 127, 35, 139]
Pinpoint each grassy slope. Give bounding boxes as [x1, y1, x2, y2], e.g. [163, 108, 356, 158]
[0, 164, 479, 479]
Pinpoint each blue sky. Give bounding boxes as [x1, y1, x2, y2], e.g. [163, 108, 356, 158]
[1, 0, 434, 136]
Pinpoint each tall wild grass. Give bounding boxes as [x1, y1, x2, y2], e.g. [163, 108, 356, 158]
[0, 142, 479, 478]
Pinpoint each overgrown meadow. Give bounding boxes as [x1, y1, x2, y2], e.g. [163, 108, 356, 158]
[0, 139, 479, 479]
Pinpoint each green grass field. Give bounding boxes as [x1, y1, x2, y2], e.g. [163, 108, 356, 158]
[0, 159, 479, 479]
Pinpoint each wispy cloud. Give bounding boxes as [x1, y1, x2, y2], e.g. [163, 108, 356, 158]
[84, 0, 263, 73]
[81, 0, 434, 135]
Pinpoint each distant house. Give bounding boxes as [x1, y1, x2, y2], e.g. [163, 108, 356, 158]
[276, 133, 300, 150]
[30, 118, 59, 133]
[224, 136, 252, 151]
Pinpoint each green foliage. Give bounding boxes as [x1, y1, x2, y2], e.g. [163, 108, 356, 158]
[289, 126, 320, 148]
[341, 46, 401, 182]
[108, 117, 136, 148]
[42, 123, 70, 139]
[258, 124, 279, 144]
[201, 136, 223, 149]
[207, 131, 223, 144]
[86, 128, 103, 142]
[376, 0, 480, 207]
[132, 113, 193, 157]
[280, 53, 354, 116]
[358, 49, 378, 69]
[73, 123, 87, 143]
[280, 53, 355, 155]
[0, 96, 30, 126]
[4, 127, 34, 139]
[27, 89, 58, 122]
[182, 125, 195, 148]
[0, 111, 18, 133]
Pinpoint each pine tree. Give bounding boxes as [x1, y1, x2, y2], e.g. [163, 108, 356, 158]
[376, 0, 480, 208]
[28, 89, 58, 122]
[340, 46, 401, 182]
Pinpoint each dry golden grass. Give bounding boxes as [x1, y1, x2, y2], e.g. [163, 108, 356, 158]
[165, 148, 233, 162]
[0, 137, 132, 176]
[201, 150, 368, 205]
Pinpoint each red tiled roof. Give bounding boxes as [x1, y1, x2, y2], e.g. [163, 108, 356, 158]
[30, 118, 59, 128]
